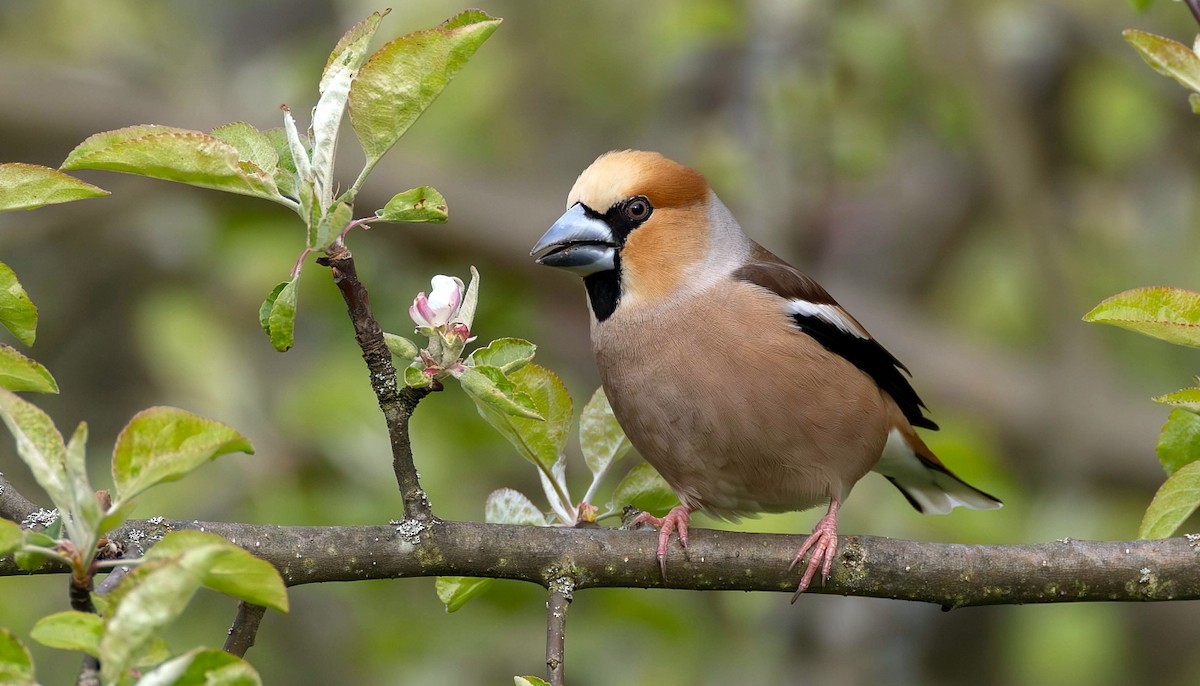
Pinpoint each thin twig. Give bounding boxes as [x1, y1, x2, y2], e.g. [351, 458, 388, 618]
[545, 577, 573, 686]
[1186, 0, 1200, 29]
[223, 602, 267, 657]
[316, 245, 433, 520]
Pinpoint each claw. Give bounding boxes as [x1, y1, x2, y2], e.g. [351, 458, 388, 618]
[630, 505, 693, 581]
[789, 499, 841, 602]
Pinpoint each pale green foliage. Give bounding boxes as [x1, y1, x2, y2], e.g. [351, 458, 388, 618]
[143, 532, 289, 613]
[99, 534, 286, 684]
[485, 488, 550, 527]
[259, 276, 299, 352]
[134, 648, 261, 686]
[580, 387, 632, 482]
[1154, 388, 1200, 412]
[0, 345, 58, 393]
[1088, 285, 1200, 536]
[1084, 286, 1200, 347]
[31, 611, 102, 656]
[467, 338, 536, 374]
[62, 126, 286, 205]
[608, 463, 677, 518]
[111, 406, 254, 503]
[0, 628, 35, 686]
[459, 366, 543, 420]
[1156, 409, 1200, 476]
[515, 677, 552, 686]
[1139, 461, 1200, 539]
[349, 10, 502, 164]
[1124, 30, 1200, 98]
[435, 576, 495, 613]
[0, 162, 108, 212]
[53, 10, 499, 353]
[0, 518, 20, 555]
[0, 262, 38, 346]
[375, 187, 449, 223]
[472, 364, 571, 477]
[383, 332, 420, 360]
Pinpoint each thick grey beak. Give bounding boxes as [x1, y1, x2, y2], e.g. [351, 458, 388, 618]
[530, 204, 616, 275]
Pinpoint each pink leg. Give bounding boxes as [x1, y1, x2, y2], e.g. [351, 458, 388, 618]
[630, 505, 693, 578]
[788, 499, 841, 602]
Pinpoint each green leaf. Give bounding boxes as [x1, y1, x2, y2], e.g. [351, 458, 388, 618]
[580, 386, 632, 480]
[467, 338, 535, 374]
[0, 388, 70, 514]
[471, 364, 570, 475]
[324, 10, 388, 80]
[262, 128, 298, 199]
[266, 276, 299, 352]
[210, 122, 279, 181]
[64, 421, 101, 535]
[374, 186, 448, 223]
[435, 576, 495, 613]
[0, 517, 20, 555]
[515, 677, 552, 686]
[404, 365, 432, 388]
[485, 488, 547, 526]
[0, 162, 108, 212]
[111, 406, 254, 503]
[1139, 460, 1200, 538]
[0, 262, 38, 346]
[609, 463, 677, 518]
[383, 332, 419, 360]
[259, 281, 289, 335]
[0, 628, 35, 686]
[0, 344, 58, 393]
[100, 557, 205, 685]
[30, 610, 102, 656]
[349, 10, 501, 163]
[310, 200, 350, 251]
[1083, 287, 1200, 347]
[1156, 408, 1200, 475]
[459, 365, 543, 421]
[15, 529, 57, 571]
[1124, 30, 1200, 94]
[1154, 388, 1200, 413]
[135, 648, 262, 686]
[62, 125, 285, 205]
[144, 531, 289, 613]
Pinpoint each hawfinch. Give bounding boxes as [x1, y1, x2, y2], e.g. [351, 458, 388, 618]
[530, 150, 1001, 597]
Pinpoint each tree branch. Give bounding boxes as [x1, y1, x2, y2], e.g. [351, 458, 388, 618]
[316, 245, 432, 521]
[0, 473, 43, 523]
[223, 602, 267, 657]
[545, 577, 573, 686]
[4, 516, 1197, 607]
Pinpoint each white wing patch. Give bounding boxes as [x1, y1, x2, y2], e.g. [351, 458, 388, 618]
[786, 299, 869, 339]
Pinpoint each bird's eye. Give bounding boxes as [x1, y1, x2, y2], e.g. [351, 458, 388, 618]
[623, 196, 652, 223]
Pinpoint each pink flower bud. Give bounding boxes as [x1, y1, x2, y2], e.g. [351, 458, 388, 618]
[409, 275, 464, 328]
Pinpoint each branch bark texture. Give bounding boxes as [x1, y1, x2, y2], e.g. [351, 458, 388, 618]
[317, 246, 432, 521]
[3, 513, 1196, 608]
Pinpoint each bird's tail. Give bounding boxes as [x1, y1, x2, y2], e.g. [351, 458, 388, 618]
[873, 424, 1002, 515]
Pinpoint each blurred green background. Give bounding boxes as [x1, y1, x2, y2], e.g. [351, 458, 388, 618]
[2, 0, 1200, 684]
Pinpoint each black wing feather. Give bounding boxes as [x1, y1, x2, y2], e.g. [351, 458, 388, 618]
[733, 245, 938, 431]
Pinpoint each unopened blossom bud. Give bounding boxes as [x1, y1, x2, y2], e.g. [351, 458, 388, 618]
[409, 275, 464, 328]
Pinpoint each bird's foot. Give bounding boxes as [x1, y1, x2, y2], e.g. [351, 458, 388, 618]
[788, 500, 841, 602]
[629, 505, 692, 579]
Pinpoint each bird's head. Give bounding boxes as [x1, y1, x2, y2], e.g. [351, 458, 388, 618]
[531, 150, 746, 321]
